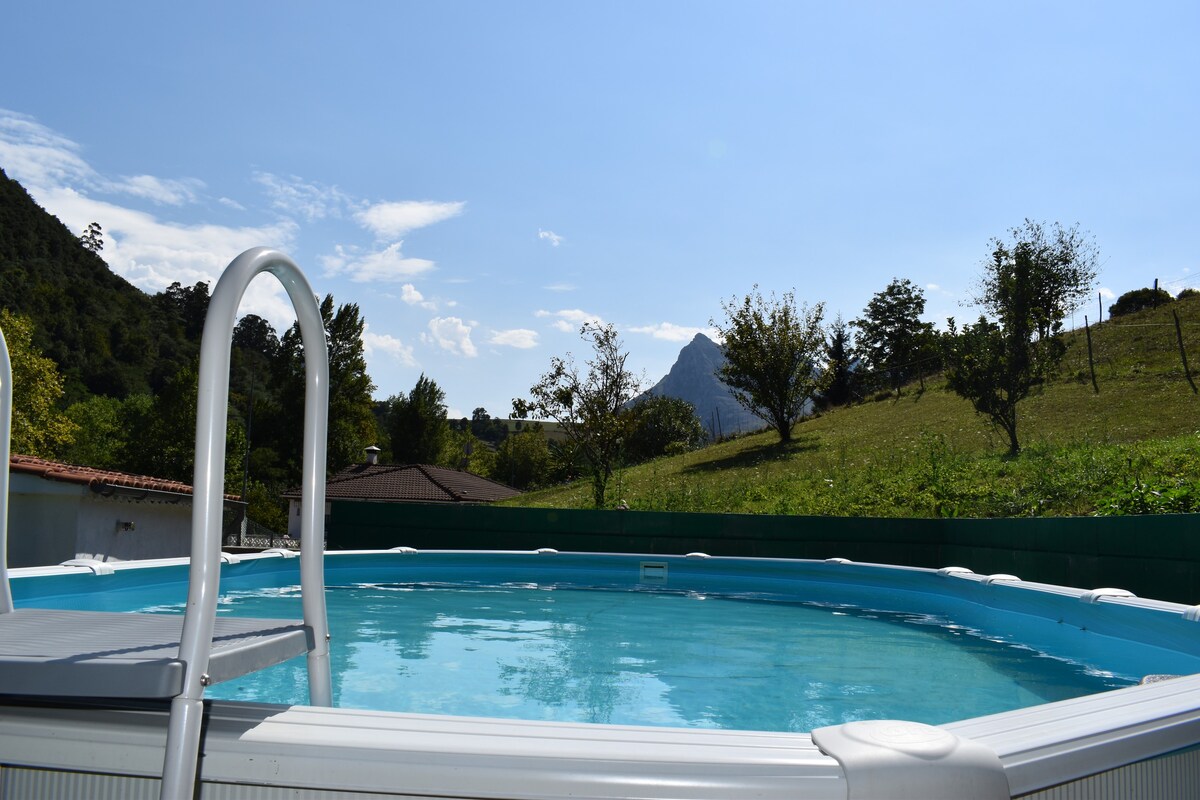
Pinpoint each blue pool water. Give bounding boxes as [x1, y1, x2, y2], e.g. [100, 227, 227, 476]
[18, 552, 1198, 732]
[203, 581, 1122, 730]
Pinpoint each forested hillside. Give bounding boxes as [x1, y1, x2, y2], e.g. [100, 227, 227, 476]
[0, 168, 380, 531]
[0, 168, 201, 402]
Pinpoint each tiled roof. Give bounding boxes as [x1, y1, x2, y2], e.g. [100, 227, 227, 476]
[284, 463, 521, 504]
[9, 454, 239, 500]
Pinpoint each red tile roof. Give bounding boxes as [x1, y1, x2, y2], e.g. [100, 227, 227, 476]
[8, 454, 239, 500]
[284, 463, 521, 504]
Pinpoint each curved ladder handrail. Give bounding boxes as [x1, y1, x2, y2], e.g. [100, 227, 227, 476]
[0, 325, 12, 614]
[161, 248, 332, 799]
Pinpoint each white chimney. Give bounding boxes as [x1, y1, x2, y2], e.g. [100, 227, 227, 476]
[364, 445, 381, 465]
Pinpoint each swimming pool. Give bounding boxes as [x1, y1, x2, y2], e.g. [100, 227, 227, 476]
[6, 549, 1200, 799]
[20, 550, 1187, 730]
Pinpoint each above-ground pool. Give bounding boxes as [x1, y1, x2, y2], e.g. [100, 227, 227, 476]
[6, 549, 1200, 799]
[20, 551, 1188, 730]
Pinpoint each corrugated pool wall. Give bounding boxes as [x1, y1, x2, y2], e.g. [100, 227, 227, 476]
[328, 503, 1200, 605]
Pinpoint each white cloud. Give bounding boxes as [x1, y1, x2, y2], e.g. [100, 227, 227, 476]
[538, 228, 564, 247]
[254, 172, 354, 221]
[628, 322, 715, 342]
[32, 184, 300, 328]
[361, 323, 417, 367]
[322, 242, 436, 283]
[490, 329, 539, 349]
[1099, 287, 1117, 300]
[1, 110, 203, 207]
[356, 200, 465, 239]
[218, 196, 246, 211]
[424, 316, 477, 357]
[114, 174, 203, 206]
[400, 283, 436, 310]
[536, 308, 605, 333]
[543, 282, 575, 292]
[0, 109, 97, 191]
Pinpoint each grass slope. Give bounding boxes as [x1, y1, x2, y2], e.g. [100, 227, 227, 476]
[508, 296, 1200, 517]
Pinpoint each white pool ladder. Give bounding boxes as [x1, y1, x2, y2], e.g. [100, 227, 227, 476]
[0, 249, 333, 800]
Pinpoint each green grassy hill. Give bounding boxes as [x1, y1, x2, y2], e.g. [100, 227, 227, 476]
[508, 296, 1200, 517]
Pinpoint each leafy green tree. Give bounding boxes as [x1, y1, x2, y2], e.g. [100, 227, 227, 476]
[494, 428, 552, 490]
[469, 407, 509, 446]
[514, 322, 641, 507]
[80, 221, 104, 253]
[1109, 287, 1172, 317]
[976, 220, 1099, 341]
[243, 479, 289, 534]
[156, 280, 211, 342]
[852, 278, 935, 395]
[712, 287, 827, 443]
[817, 315, 857, 409]
[945, 220, 1099, 455]
[624, 395, 707, 463]
[388, 374, 450, 464]
[63, 395, 126, 467]
[276, 295, 378, 475]
[0, 309, 77, 456]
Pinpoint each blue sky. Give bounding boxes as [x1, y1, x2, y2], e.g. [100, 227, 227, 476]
[2, 2, 1197, 420]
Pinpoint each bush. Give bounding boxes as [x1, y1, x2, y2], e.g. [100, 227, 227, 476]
[1109, 287, 1173, 317]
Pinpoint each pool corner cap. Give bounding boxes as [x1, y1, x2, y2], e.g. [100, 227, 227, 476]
[263, 548, 299, 558]
[1080, 587, 1135, 604]
[812, 720, 1009, 800]
[59, 559, 115, 575]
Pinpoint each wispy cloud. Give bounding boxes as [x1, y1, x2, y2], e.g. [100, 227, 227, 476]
[489, 328, 539, 349]
[627, 322, 715, 342]
[321, 242, 436, 283]
[113, 174, 203, 206]
[1, 110, 205, 208]
[423, 316, 477, 357]
[0, 109, 97, 190]
[538, 228, 564, 247]
[543, 282, 575, 292]
[535, 308, 605, 333]
[254, 172, 354, 221]
[356, 200, 465, 239]
[361, 323, 417, 367]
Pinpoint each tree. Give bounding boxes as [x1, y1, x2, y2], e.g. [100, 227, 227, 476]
[276, 295, 378, 475]
[817, 315, 857, 409]
[494, 428, 552, 490]
[469, 407, 509, 446]
[945, 220, 1099, 455]
[624, 395, 707, 463]
[388, 374, 450, 464]
[712, 287, 827, 443]
[1109, 287, 1172, 317]
[157, 280, 211, 342]
[852, 278, 934, 395]
[514, 322, 641, 507]
[976, 220, 1099, 342]
[63, 395, 126, 468]
[0, 309, 77, 456]
[79, 221, 103, 253]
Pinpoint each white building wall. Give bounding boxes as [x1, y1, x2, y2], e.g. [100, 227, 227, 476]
[6, 475, 79, 568]
[73, 493, 193, 562]
[7, 474, 203, 566]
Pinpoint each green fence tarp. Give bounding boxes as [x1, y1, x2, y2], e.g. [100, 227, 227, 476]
[328, 502, 1200, 604]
